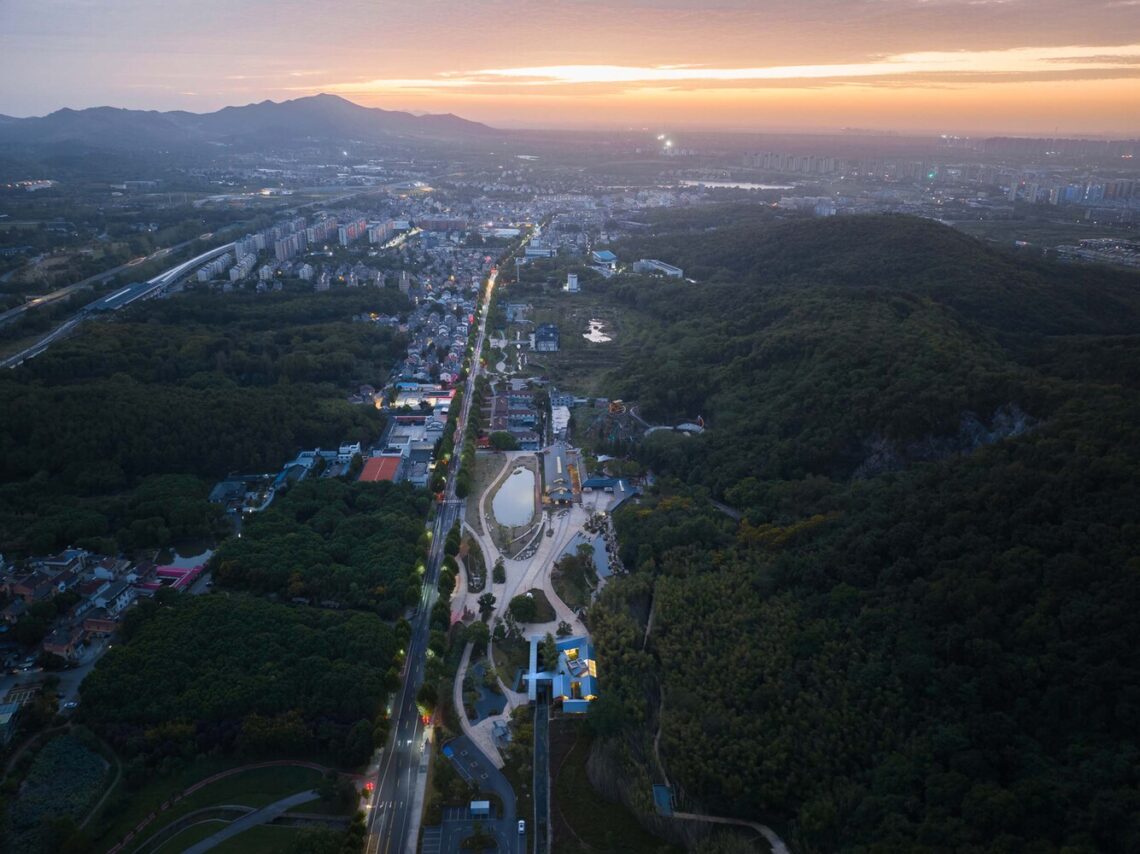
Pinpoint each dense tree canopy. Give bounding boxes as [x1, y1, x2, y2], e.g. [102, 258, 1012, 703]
[212, 479, 430, 618]
[608, 216, 1140, 487]
[80, 594, 399, 768]
[590, 215, 1140, 852]
[0, 289, 408, 554]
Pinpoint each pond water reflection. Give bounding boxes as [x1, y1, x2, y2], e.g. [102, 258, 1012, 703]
[492, 467, 535, 527]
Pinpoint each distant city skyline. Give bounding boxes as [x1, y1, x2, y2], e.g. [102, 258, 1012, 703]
[2, 0, 1138, 135]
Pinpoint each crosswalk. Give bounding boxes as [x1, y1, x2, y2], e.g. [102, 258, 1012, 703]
[420, 826, 441, 854]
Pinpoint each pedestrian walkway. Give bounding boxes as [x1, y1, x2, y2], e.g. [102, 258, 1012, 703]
[452, 642, 506, 766]
[421, 826, 442, 854]
[182, 790, 319, 854]
[533, 696, 550, 854]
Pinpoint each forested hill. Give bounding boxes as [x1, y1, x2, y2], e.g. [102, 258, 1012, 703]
[589, 215, 1140, 852]
[609, 215, 1140, 487]
[622, 214, 1140, 335]
[0, 289, 408, 555]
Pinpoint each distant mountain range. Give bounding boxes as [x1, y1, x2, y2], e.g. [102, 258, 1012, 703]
[0, 94, 494, 153]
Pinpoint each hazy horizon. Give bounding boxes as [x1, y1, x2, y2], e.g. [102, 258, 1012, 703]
[2, 91, 1139, 141]
[2, 0, 1139, 137]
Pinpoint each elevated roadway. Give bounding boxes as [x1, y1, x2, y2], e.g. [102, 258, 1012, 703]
[1, 242, 233, 369]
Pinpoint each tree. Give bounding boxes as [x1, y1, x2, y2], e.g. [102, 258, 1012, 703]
[465, 620, 490, 652]
[445, 529, 461, 557]
[492, 559, 506, 584]
[37, 651, 68, 671]
[477, 592, 496, 617]
[508, 594, 537, 624]
[556, 620, 573, 638]
[541, 633, 559, 671]
[341, 719, 375, 767]
[489, 431, 520, 451]
[463, 820, 495, 851]
[417, 682, 438, 712]
[438, 568, 456, 597]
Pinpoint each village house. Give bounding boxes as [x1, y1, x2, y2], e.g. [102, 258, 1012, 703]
[42, 625, 86, 661]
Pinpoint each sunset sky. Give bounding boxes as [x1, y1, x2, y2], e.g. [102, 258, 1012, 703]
[2, 0, 1138, 135]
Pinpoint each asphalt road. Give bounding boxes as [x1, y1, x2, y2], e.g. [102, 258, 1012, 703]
[440, 736, 522, 853]
[0, 234, 217, 327]
[0, 634, 111, 712]
[366, 267, 500, 854]
[0, 314, 86, 369]
[367, 497, 461, 854]
[1, 242, 234, 369]
[436, 804, 522, 854]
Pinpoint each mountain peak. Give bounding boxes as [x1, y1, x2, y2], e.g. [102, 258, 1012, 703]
[0, 94, 494, 152]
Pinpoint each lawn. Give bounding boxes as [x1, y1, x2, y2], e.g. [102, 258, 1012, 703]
[212, 823, 306, 853]
[463, 533, 487, 592]
[551, 551, 597, 612]
[491, 636, 531, 690]
[495, 275, 646, 399]
[285, 793, 358, 816]
[466, 452, 507, 536]
[89, 755, 246, 851]
[102, 763, 325, 853]
[526, 588, 557, 624]
[152, 819, 228, 854]
[550, 721, 679, 854]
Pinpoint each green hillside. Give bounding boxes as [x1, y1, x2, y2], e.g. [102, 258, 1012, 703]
[0, 289, 407, 555]
[591, 215, 1140, 852]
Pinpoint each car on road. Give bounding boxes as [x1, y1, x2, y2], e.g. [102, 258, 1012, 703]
[518, 820, 526, 834]
[63, 701, 78, 710]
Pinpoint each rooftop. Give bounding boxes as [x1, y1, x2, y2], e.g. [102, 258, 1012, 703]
[360, 456, 402, 483]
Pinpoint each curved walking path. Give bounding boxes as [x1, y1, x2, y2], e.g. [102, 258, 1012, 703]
[132, 808, 251, 854]
[451, 552, 470, 622]
[2, 725, 68, 779]
[448, 445, 622, 796]
[451, 641, 506, 768]
[671, 812, 789, 854]
[80, 743, 122, 830]
[181, 790, 319, 854]
[108, 760, 348, 854]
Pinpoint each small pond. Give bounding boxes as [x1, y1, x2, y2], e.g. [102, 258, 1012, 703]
[156, 544, 214, 569]
[492, 466, 536, 527]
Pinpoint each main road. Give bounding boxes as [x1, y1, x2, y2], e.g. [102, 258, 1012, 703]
[0, 242, 233, 369]
[366, 266, 502, 854]
[0, 234, 228, 327]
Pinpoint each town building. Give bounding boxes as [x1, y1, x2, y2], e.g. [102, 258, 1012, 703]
[591, 249, 617, 269]
[633, 258, 684, 278]
[526, 634, 599, 714]
[42, 625, 85, 661]
[359, 456, 403, 483]
[542, 444, 575, 504]
[533, 324, 560, 352]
